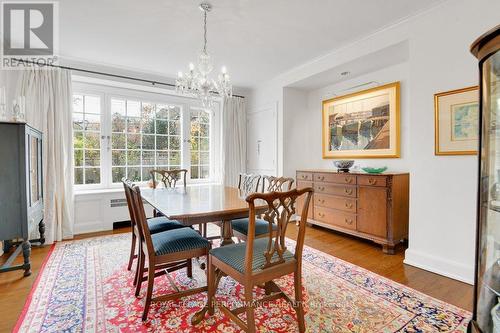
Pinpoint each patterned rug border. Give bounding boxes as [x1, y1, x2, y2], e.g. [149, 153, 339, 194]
[15, 232, 471, 332]
[13, 243, 56, 333]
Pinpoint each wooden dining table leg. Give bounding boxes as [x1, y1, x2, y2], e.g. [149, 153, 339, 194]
[220, 219, 234, 246]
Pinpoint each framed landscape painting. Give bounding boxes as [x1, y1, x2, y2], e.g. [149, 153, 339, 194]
[434, 86, 479, 155]
[322, 81, 400, 159]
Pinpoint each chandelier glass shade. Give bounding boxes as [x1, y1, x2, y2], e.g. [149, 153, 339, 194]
[175, 3, 232, 107]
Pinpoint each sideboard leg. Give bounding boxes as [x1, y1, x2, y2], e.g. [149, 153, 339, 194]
[38, 219, 46, 245]
[22, 240, 32, 277]
[382, 244, 395, 255]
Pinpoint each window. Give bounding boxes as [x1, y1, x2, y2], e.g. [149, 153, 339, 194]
[72, 82, 220, 189]
[190, 108, 210, 179]
[110, 99, 182, 183]
[73, 94, 102, 185]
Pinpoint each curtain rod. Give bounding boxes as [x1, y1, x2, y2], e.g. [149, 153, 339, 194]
[10, 58, 245, 99]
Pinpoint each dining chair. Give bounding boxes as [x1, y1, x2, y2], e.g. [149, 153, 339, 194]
[122, 178, 187, 275]
[125, 179, 211, 321]
[238, 173, 261, 194]
[232, 175, 294, 241]
[260, 175, 294, 193]
[205, 187, 314, 333]
[150, 169, 208, 238]
[150, 168, 187, 189]
[150, 169, 187, 217]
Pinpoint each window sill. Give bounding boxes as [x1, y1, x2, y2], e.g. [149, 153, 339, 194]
[74, 187, 123, 196]
[74, 181, 222, 197]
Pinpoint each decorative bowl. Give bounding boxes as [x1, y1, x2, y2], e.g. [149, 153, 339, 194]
[333, 160, 354, 173]
[362, 166, 388, 174]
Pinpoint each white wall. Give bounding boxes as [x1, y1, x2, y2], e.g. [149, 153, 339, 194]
[402, 0, 488, 284]
[285, 62, 410, 176]
[248, 0, 500, 283]
[74, 190, 129, 234]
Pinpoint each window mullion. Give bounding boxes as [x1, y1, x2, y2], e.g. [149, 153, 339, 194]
[181, 104, 191, 180]
[102, 94, 111, 188]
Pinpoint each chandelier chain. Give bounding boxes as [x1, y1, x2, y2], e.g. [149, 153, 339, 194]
[203, 9, 207, 53]
[175, 2, 233, 107]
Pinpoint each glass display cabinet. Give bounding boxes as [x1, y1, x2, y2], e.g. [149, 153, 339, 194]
[470, 25, 500, 333]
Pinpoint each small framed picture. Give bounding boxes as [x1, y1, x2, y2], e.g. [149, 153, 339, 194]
[434, 86, 479, 155]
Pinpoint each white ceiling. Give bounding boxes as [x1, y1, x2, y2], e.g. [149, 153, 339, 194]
[59, 0, 443, 88]
[288, 41, 409, 90]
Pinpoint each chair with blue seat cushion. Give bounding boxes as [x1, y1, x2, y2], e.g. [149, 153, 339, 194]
[231, 175, 294, 241]
[147, 216, 185, 234]
[122, 179, 188, 274]
[210, 237, 294, 273]
[199, 187, 314, 333]
[151, 228, 210, 256]
[231, 217, 277, 240]
[125, 180, 211, 321]
[150, 169, 209, 238]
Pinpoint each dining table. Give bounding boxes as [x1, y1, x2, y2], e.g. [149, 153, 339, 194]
[140, 184, 266, 246]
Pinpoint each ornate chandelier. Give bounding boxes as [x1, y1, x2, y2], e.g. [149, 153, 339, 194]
[175, 2, 232, 107]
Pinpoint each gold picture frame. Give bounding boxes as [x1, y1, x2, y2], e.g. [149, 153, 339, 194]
[434, 86, 479, 155]
[322, 81, 400, 159]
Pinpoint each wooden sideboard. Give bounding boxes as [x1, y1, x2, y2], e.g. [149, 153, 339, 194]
[296, 169, 409, 254]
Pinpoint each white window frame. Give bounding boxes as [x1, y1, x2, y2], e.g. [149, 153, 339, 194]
[72, 76, 222, 191]
[72, 90, 106, 190]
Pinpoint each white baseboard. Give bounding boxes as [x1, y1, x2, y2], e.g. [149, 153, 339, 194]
[404, 248, 474, 285]
[74, 222, 113, 235]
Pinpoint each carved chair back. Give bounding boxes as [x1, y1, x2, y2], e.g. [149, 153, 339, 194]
[150, 169, 188, 189]
[238, 173, 261, 194]
[244, 187, 313, 273]
[122, 178, 141, 235]
[124, 180, 155, 256]
[261, 176, 295, 193]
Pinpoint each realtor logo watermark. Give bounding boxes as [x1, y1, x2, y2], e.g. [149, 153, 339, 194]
[1, 1, 59, 69]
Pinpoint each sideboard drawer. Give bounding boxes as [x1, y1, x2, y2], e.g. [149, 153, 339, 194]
[297, 172, 313, 181]
[296, 181, 313, 219]
[314, 173, 357, 185]
[314, 183, 356, 197]
[314, 206, 356, 230]
[314, 193, 356, 213]
[358, 176, 387, 187]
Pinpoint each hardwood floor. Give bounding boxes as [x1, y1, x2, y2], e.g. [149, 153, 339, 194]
[0, 224, 473, 332]
[0, 229, 127, 333]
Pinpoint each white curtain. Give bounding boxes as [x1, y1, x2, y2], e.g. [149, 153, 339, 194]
[222, 96, 246, 187]
[17, 68, 74, 243]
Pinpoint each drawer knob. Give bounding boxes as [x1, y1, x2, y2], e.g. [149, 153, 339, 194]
[344, 188, 353, 195]
[301, 175, 307, 179]
[344, 202, 353, 209]
[344, 177, 352, 183]
[318, 186, 325, 191]
[318, 176, 325, 180]
[318, 199, 325, 204]
[368, 178, 377, 185]
[318, 212, 325, 218]
[345, 218, 353, 225]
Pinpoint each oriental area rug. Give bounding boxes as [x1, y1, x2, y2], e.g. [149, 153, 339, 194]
[14, 234, 470, 332]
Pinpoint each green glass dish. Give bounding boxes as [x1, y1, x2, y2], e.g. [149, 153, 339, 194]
[362, 166, 388, 174]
